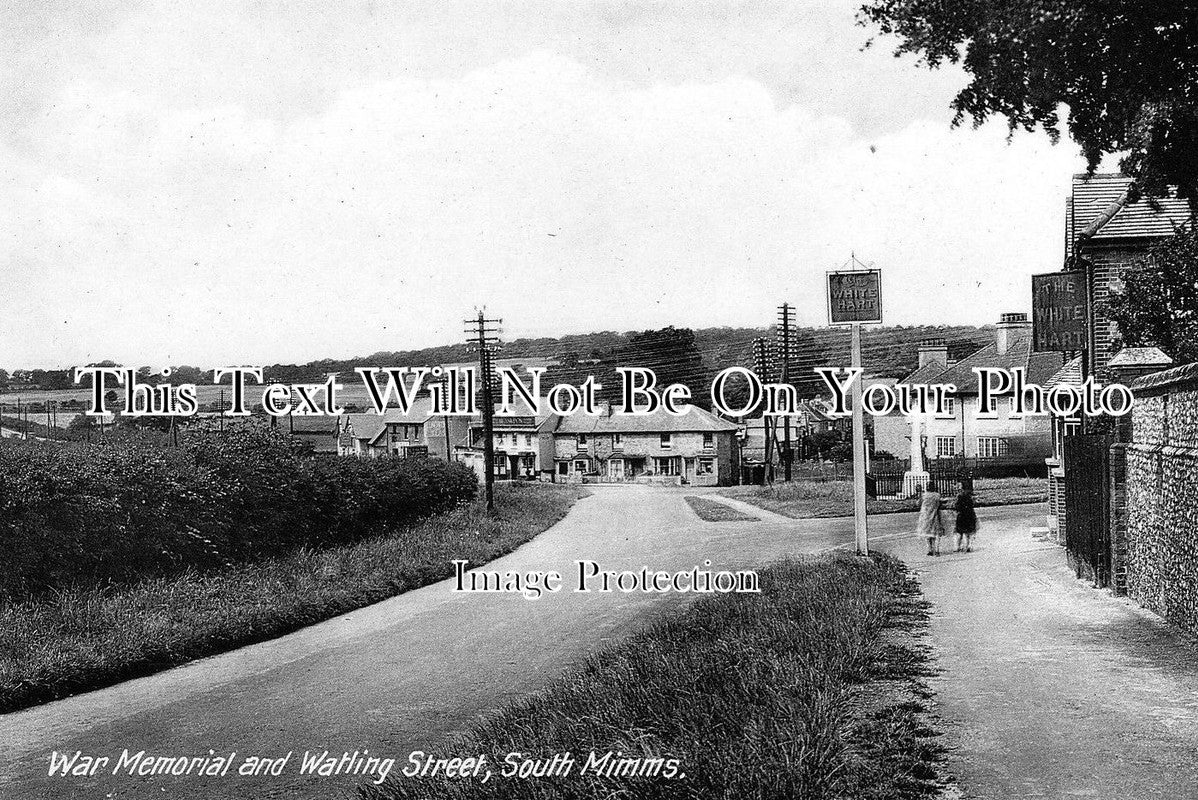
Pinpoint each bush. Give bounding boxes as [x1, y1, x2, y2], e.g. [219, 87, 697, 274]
[0, 427, 477, 598]
[0, 482, 575, 712]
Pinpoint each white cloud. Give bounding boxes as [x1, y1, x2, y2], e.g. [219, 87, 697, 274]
[2, 51, 1079, 368]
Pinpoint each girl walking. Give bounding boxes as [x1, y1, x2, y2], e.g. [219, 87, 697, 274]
[915, 483, 946, 556]
[955, 483, 978, 552]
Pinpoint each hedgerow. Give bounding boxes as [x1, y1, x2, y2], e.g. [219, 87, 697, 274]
[0, 426, 476, 598]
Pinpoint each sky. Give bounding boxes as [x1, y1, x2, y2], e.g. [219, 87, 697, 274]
[2, 0, 1091, 369]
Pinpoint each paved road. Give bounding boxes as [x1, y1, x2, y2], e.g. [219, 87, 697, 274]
[871, 510, 1198, 799]
[6, 487, 1194, 800]
[1, 485, 889, 800]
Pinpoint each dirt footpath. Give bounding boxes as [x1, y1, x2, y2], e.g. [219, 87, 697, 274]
[875, 512, 1198, 799]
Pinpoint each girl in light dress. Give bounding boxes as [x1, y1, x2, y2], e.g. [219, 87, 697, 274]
[915, 483, 946, 556]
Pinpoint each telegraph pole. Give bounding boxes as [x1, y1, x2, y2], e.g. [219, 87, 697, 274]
[440, 372, 453, 462]
[753, 337, 775, 484]
[465, 310, 502, 513]
[777, 303, 794, 482]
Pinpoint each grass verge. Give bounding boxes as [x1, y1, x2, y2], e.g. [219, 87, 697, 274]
[0, 482, 581, 714]
[362, 552, 942, 800]
[683, 495, 759, 522]
[724, 476, 1047, 519]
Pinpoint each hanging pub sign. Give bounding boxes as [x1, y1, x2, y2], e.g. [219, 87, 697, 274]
[826, 269, 882, 325]
[1031, 271, 1087, 352]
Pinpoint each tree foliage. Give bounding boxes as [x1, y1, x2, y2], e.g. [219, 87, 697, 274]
[1107, 224, 1198, 364]
[859, 1, 1198, 198]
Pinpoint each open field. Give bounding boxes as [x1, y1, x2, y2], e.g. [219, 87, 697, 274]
[0, 482, 581, 713]
[0, 383, 441, 415]
[363, 553, 941, 800]
[723, 477, 1047, 519]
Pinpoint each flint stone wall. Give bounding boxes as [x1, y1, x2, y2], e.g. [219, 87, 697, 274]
[1125, 363, 1198, 635]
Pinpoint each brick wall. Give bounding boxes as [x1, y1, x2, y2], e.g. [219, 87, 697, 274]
[1123, 364, 1198, 634]
[1082, 245, 1136, 372]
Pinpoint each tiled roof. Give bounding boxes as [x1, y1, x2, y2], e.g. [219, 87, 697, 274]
[1106, 347, 1173, 368]
[279, 416, 340, 452]
[555, 405, 738, 434]
[377, 396, 438, 424]
[899, 334, 1062, 396]
[1044, 356, 1083, 390]
[343, 412, 386, 442]
[898, 361, 951, 387]
[1069, 174, 1193, 254]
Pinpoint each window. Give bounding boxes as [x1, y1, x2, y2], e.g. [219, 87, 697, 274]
[574, 459, 588, 473]
[613, 433, 623, 448]
[935, 397, 956, 418]
[577, 434, 588, 448]
[654, 457, 679, 475]
[697, 457, 715, 475]
[525, 434, 533, 447]
[977, 437, 1009, 459]
[557, 462, 568, 475]
[702, 432, 714, 448]
[660, 433, 672, 448]
[935, 436, 957, 458]
[511, 434, 518, 447]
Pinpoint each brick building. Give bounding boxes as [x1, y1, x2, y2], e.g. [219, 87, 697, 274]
[1065, 173, 1192, 373]
[1043, 174, 1190, 541]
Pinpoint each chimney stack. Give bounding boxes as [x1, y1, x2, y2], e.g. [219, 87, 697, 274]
[996, 312, 1031, 355]
[917, 338, 949, 369]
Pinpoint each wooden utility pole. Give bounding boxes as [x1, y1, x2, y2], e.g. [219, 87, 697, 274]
[753, 337, 775, 484]
[440, 373, 453, 461]
[777, 302, 794, 482]
[465, 310, 502, 513]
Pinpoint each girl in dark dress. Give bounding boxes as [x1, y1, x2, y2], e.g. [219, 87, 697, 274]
[955, 485, 978, 552]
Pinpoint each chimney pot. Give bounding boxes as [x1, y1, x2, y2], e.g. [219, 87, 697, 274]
[917, 338, 949, 368]
[996, 312, 1032, 354]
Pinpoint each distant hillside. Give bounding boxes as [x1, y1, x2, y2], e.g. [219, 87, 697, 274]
[3, 325, 995, 394]
[285, 324, 994, 383]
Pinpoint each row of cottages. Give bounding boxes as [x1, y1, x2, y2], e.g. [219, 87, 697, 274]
[552, 405, 739, 486]
[337, 397, 472, 460]
[873, 313, 1062, 467]
[282, 396, 741, 486]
